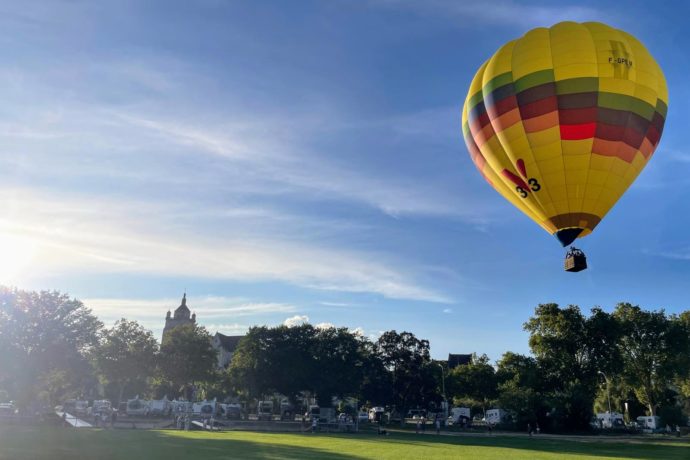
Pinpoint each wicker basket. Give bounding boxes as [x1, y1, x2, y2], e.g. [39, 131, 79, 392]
[564, 254, 587, 272]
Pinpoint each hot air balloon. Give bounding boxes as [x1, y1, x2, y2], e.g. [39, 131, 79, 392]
[461, 22, 668, 272]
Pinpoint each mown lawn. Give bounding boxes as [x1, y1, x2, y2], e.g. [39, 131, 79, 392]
[0, 426, 688, 460]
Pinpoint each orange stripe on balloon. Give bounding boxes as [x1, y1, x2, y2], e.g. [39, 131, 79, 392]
[522, 111, 559, 133]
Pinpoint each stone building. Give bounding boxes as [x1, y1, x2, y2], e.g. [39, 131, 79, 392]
[161, 293, 243, 369]
[211, 333, 243, 369]
[162, 293, 196, 343]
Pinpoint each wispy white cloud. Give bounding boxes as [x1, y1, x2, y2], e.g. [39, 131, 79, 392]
[0, 188, 451, 302]
[442, 308, 453, 314]
[315, 322, 336, 330]
[372, 0, 607, 29]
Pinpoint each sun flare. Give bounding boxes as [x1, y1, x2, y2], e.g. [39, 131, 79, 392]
[0, 233, 38, 283]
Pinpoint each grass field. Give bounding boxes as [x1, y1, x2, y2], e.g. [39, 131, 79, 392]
[0, 426, 689, 460]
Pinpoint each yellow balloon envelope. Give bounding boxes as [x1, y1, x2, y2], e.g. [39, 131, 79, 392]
[462, 22, 668, 246]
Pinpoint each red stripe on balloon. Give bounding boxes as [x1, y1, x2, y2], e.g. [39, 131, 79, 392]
[501, 169, 530, 191]
[560, 123, 596, 140]
[516, 159, 527, 179]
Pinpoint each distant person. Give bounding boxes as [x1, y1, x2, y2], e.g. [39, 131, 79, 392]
[421, 416, 426, 432]
[527, 423, 533, 437]
[311, 417, 318, 433]
[416, 419, 421, 434]
[435, 418, 441, 435]
[536, 423, 540, 435]
[676, 425, 681, 437]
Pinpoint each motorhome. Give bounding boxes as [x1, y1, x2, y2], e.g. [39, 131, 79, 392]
[484, 409, 507, 425]
[63, 399, 89, 415]
[280, 399, 294, 421]
[258, 401, 273, 421]
[637, 415, 662, 432]
[126, 398, 150, 416]
[225, 403, 242, 420]
[448, 407, 471, 426]
[192, 400, 217, 417]
[595, 412, 625, 429]
[149, 397, 171, 416]
[89, 400, 112, 416]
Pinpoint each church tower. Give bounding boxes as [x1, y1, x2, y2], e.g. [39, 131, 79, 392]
[162, 293, 196, 343]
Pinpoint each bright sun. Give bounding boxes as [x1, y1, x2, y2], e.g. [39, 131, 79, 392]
[0, 233, 38, 284]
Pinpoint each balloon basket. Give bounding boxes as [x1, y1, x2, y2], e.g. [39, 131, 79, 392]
[564, 247, 587, 272]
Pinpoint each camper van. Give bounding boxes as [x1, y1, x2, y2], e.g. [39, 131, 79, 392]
[595, 412, 625, 429]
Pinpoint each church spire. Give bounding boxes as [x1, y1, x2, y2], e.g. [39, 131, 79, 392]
[181, 292, 187, 307]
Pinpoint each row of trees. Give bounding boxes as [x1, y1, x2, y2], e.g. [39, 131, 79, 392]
[0, 287, 219, 408]
[445, 303, 690, 430]
[1, 286, 689, 431]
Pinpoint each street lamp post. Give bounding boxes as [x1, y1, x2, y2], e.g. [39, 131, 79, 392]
[438, 363, 447, 419]
[598, 370, 612, 415]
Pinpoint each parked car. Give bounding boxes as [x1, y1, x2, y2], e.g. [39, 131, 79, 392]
[357, 412, 369, 423]
[407, 409, 426, 420]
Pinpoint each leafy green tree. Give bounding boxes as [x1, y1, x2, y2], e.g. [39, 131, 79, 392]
[95, 319, 159, 405]
[358, 339, 393, 407]
[311, 327, 365, 406]
[613, 303, 689, 416]
[446, 354, 497, 417]
[229, 324, 315, 400]
[524, 303, 618, 431]
[229, 324, 368, 406]
[376, 331, 437, 424]
[496, 352, 546, 429]
[158, 324, 217, 398]
[0, 287, 102, 406]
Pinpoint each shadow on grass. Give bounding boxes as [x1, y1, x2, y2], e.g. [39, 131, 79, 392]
[0, 426, 363, 460]
[1, 426, 689, 460]
[317, 431, 690, 460]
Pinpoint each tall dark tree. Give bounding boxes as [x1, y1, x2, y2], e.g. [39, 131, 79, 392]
[376, 331, 436, 423]
[0, 287, 102, 406]
[311, 327, 365, 406]
[524, 303, 618, 431]
[95, 319, 159, 405]
[229, 324, 368, 406]
[158, 324, 217, 398]
[229, 324, 315, 400]
[496, 352, 546, 429]
[613, 303, 689, 416]
[446, 354, 497, 416]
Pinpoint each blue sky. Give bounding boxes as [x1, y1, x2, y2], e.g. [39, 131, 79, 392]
[1, 1, 689, 360]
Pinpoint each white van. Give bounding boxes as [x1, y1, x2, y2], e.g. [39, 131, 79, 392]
[637, 415, 662, 432]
